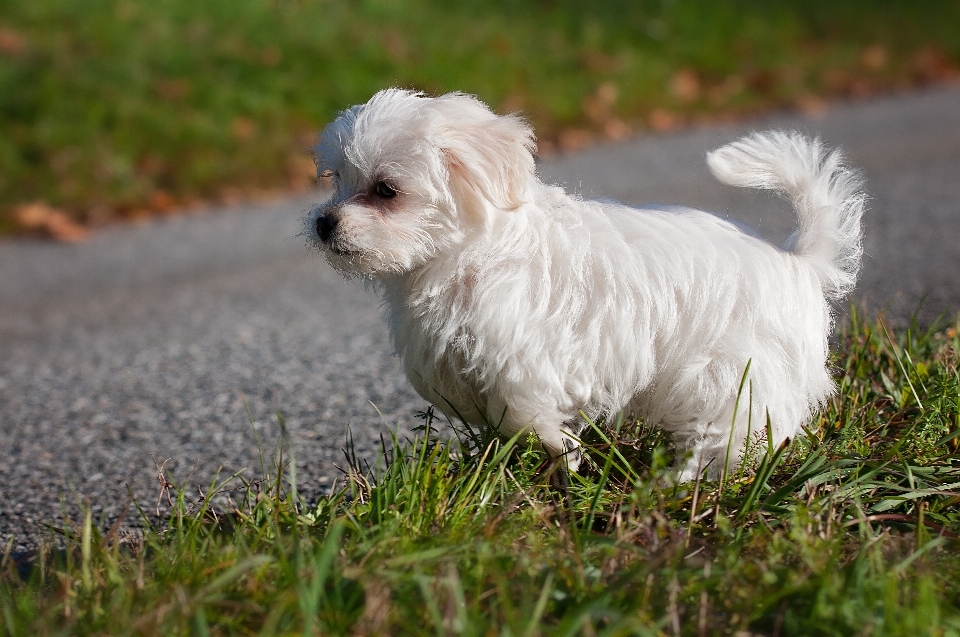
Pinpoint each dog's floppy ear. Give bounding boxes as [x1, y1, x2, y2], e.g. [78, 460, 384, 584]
[431, 93, 537, 213]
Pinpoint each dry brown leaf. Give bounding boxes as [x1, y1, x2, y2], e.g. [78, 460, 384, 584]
[602, 118, 631, 142]
[0, 27, 26, 55]
[582, 81, 620, 124]
[648, 108, 681, 132]
[861, 45, 888, 71]
[15, 202, 89, 242]
[231, 117, 257, 140]
[670, 69, 701, 102]
[557, 128, 593, 152]
[795, 94, 827, 117]
[149, 189, 176, 212]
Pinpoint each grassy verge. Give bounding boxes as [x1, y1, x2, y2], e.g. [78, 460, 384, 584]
[4, 311, 960, 635]
[1, 0, 959, 235]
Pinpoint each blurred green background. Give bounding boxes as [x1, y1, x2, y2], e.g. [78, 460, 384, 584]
[1, 0, 958, 235]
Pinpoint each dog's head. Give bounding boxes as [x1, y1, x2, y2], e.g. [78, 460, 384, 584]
[305, 89, 536, 277]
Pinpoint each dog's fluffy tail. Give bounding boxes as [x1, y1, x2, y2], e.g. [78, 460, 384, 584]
[706, 131, 865, 300]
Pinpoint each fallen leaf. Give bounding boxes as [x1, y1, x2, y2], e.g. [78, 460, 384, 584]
[231, 117, 257, 140]
[557, 128, 593, 152]
[861, 45, 888, 71]
[582, 82, 619, 123]
[15, 202, 89, 242]
[648, 109, 680, 132]
[795, 94, 827, 117]
[0, 27, 26, 55]
[602, 118, 631, 142]
[149, 189, 176, 212]
[670, 69, 701, 102]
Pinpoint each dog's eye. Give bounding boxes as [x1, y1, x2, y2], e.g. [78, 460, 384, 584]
[374, 181, 397, 199]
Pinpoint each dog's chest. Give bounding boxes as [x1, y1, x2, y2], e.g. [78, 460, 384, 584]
[384, 282, 489, 411]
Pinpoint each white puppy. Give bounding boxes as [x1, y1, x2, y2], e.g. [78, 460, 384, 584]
[305, 89, 865, 480]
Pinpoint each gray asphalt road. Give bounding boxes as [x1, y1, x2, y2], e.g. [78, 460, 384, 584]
[3, 85, 960, 551]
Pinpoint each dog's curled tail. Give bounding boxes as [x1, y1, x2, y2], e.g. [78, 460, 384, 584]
[706, 131, 865, 300]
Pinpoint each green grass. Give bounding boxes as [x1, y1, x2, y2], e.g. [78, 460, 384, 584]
[4, 310, 960, 635]
[1, 0, 959, 232]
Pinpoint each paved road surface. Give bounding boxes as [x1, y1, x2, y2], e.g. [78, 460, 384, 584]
[3, 85, 960, 550]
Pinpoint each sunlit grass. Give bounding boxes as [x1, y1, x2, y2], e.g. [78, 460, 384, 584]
[1, 0, 959, 233]
[4, 311, 960, 635]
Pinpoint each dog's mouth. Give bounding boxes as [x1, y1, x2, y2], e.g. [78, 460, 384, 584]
[309, 230, 361, 259]
[327, 243, 363, 259]
[322, 243, 383, 278]
[323, 242, 373, 271]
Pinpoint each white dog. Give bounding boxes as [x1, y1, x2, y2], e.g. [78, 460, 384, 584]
[305, 89, 864, 480]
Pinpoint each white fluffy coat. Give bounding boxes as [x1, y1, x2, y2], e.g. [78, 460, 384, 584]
[305, 89, 865, 480]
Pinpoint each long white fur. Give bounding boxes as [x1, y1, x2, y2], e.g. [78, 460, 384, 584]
[306, 89, 865, 480]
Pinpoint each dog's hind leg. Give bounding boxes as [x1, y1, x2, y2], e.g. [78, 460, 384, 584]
[539, 420, 584, 472]
[665, 399, 749, 483]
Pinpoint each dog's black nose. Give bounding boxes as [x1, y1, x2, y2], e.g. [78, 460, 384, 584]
[316, 214, 338, 243]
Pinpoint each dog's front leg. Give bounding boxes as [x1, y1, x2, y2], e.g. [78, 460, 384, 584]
[485, 394, 583, 471]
